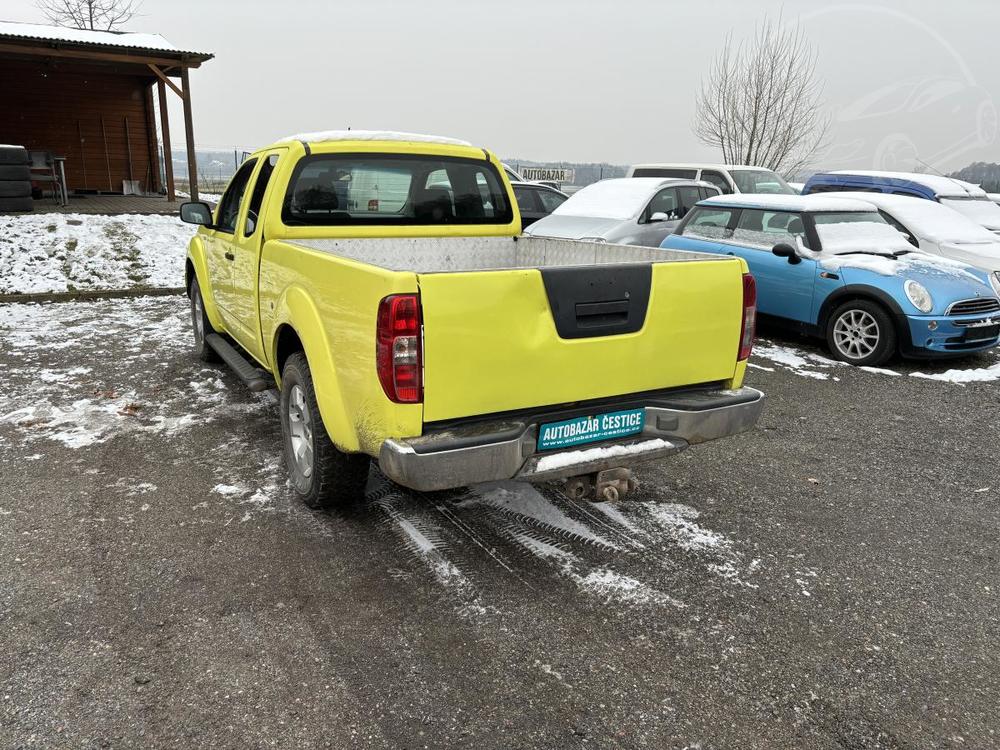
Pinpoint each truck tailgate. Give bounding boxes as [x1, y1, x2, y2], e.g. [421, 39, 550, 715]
[418, 238, 746, 423]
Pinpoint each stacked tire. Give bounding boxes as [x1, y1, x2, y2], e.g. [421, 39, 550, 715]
[0, 145, 32, 212]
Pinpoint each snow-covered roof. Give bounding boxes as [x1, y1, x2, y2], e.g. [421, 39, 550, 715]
[277, 130, 473, 147]
[630, 163, 777, 172]
[553, 178, 691, 220]
[832, 192, 1000, 245]
[701, 193, 876, 213]
[827, 170, 987, 198]
[0, 19, 211, 58]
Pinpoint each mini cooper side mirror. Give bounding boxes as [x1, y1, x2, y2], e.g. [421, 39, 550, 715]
[180, 201, 214, 227]
[772, 242, 801, 264]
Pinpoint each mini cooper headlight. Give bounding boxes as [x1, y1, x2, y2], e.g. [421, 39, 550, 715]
[904, 280, 934, 313]
[990, 271, 1000, 298]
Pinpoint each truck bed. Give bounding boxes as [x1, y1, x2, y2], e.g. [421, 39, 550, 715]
[286, 236, 721, 273]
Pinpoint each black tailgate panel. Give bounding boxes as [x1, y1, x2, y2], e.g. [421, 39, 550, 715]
[541, 264, 652, 339]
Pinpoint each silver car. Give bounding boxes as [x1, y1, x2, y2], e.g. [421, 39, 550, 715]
[523, 178, 720, 246]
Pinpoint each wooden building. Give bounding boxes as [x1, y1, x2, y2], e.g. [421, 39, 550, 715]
[0, 21, 212, 200]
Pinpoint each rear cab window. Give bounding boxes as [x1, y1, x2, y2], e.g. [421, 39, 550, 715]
[281, 154, 513, 226]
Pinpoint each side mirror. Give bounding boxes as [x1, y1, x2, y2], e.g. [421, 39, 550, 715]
[772, 242, 802, 264]
[180, 201, 214, 226]
[649, 211, 671, 223]
[245, 211, 257, 235]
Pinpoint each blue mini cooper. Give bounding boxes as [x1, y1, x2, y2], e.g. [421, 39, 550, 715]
[662, 194, 1000, 366]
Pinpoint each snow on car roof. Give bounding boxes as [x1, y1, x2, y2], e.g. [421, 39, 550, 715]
[630, 163, 777, 172]
[827, 170, 987, 197]
[701, 193, 876, 213]
[0, 19, 209, 56]
[552, 178, 687, 220]
[277, 130, 472, 147]
[832, 192, 1000, 245]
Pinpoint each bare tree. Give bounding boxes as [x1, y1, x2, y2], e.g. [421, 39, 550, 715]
[36, 0, 139, 31]
[694, 15, 829, 177]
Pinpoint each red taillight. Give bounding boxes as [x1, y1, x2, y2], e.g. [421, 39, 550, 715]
[738, 273, 757, 361]
[377, 294, 422, 403]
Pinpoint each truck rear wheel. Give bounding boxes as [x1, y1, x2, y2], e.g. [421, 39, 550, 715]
[189, 277, 221, 363]
[280, 352, 370, 510]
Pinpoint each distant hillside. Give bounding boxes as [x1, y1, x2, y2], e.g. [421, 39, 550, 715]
[505, 160, 627, 186]
[948, 162, 1000, 192]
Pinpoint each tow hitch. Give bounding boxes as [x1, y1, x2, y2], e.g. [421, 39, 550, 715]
[563, 467, 638, 502]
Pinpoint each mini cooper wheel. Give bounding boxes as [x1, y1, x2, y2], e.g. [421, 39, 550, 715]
[279, 352, 370, 510]
[826, 299, 896, 367]
[189, 277, 221, 363]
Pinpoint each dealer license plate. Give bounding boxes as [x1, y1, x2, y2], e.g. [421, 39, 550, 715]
[537, 408, 646, 451]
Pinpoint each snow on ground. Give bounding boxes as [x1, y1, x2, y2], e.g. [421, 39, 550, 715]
[0, 213, 196, 295]
[751, 338, 1000, 384]
[0, 297, 269, 449]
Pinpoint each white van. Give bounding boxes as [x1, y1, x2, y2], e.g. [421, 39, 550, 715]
[626, 163, 796, 195]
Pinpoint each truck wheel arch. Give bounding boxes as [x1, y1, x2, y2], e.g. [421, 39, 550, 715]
[185, 239, 226, 334]
[817, 285, 912, 346]
[270, 290, 361, 453]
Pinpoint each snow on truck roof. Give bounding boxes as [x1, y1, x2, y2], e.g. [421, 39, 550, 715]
[826, 170, 987, 197]
[701, 194, 876, 213]
[277, 130, 473, 147]
[0, 19, 210, 57]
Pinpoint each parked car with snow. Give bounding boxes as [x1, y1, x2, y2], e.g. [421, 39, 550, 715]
[803, 171, 1000, 235]
[829, 192, 1000, 278]
[524, 178, 719, 246]
[511, 181, 568, 228]
[626, 163, 797, 196]
[179, 131, 764, 508]
[662, 194, 1000, 366]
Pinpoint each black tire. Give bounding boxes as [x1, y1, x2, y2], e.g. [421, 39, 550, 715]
[0, 196, 32, 212]
[189, 276, 221, 363]
[0, 146, 28, 165]
[0, 165, 30, 180]
[280, 352, 370, 510]
[825, 299, 897, 366]
[0, 181, 31, 198]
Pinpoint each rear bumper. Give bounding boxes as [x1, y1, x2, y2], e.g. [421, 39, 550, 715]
[378, 386, 764, 492]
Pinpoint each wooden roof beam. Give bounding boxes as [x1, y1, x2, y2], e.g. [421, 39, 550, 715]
[147, 64, 183, 98]
[0, 41, 208, 69]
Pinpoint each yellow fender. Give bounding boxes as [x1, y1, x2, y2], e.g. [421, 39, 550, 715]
[271, 284, 361, 452]
[185, 234, 226, 334]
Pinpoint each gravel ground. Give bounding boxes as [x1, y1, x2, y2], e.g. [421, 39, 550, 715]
[1, 296, 998, 749]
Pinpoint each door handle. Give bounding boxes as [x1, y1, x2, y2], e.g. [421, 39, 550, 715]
[726, 251, 735, 256]
[224, 252, 235, 261]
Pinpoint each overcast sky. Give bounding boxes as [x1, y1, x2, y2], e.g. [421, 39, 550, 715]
[4, 0, 998, 173]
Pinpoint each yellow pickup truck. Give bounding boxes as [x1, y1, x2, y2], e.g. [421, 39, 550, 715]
[179, 131, 763, 509]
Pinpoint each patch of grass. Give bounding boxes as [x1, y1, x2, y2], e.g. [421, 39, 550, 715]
[104, 222, 148, 286]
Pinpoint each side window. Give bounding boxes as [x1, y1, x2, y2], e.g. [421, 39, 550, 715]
[537, 189, 567, 213]
[677, 186, 703, 218]
[880, 210, 919, 246]
[633, 168, 698, 179]
[644, 188, 679, 221]
[700, 171, 732, 194]
[215, 158, 258, 233]
[514, 186, 540, 213]
[244, 154, 280, 236]
[680, 207, 736, 240]
[733, 210, 808, 249]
